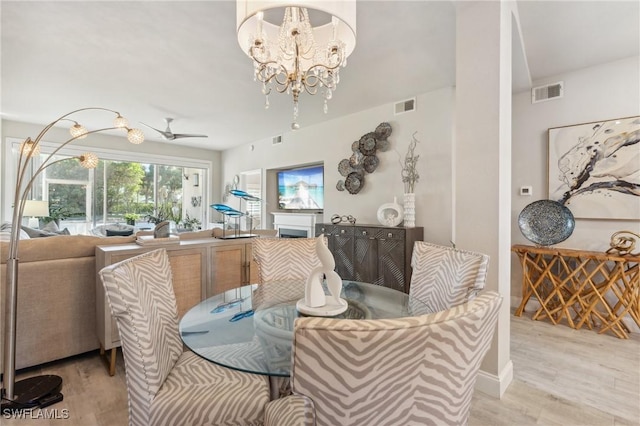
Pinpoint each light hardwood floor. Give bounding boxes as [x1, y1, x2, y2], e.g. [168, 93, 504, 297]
[3, 310, 639, 425]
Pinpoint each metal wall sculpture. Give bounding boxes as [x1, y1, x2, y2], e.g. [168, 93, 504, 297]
[336, 122, 392, 194]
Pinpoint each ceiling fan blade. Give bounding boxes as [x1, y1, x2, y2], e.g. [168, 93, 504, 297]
[140, 121, 173, 138]
[172, 133, 209, 139]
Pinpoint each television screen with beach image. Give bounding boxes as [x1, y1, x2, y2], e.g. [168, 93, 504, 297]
[277, 165, 324, 210]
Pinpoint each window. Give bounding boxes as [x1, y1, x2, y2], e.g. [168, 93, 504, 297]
[8, 139, 210, 234]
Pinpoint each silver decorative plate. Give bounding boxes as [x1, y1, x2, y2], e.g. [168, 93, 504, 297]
[518, 200, 575, 246]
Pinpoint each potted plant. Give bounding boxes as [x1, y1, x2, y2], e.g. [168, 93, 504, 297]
[180, 213, 202, 231]
[124, 213, 139, 226]
[43, 204, 77, 227]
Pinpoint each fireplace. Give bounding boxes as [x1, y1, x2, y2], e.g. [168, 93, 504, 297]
[272, 212, 323, 239]
[279, 228, 308, 238]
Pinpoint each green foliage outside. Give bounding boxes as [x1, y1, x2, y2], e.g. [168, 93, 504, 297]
[43, 157, 186, 224]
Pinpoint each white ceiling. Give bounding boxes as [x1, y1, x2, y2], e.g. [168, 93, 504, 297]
[1, 1, 638, 151]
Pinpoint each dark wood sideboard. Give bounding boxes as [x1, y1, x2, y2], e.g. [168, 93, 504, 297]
[316, 224, 424, 293]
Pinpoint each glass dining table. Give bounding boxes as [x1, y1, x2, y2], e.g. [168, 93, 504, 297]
[179, 280, 428, 397]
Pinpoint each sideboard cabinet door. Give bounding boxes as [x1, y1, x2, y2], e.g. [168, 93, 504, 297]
[316, 224, 423, 293]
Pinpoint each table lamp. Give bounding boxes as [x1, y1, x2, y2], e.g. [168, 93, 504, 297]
[22, 200, 49, 229]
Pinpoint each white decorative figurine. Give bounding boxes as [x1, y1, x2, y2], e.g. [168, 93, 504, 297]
[376, 197, 404, 227]
[297, 235, 348, 316]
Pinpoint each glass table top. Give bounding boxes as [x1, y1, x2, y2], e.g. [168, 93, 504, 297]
[179, 280, 428, 377]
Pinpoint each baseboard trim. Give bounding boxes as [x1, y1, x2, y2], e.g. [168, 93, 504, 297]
[475, 360, 513, 399]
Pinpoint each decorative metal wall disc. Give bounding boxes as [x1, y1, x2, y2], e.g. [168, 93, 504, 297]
[345, 172, 364, 194]
[363, 155, 379, 173]
[338, 159, 351, 177]
[375, 122, 392, 140]
[349, 150, 363, 167]
[336, 180, 345, 191]
[376, 138, 390, 152]
[358, 132, 377, 156]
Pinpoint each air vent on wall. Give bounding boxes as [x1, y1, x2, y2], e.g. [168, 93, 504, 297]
[272, 135, 282, 145]
[394, 98, 416, 115]
[532, 81, 564, 104]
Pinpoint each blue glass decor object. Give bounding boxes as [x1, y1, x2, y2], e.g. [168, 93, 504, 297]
[210, 204, 244, 217]
[230, 189, 261, 202]
[229, 310, 254, 322]
[518, 200, 575, 246]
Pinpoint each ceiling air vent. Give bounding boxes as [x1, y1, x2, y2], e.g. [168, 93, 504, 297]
[394, 98, 416, 115]
[272, 135, 282, 145]
[532, 81, 564, 104]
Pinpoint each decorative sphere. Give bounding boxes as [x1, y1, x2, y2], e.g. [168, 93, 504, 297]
[113, 115, 129, 128]
[70, 123, 88, 139]
[127, 128, 145, 144]
[79, 152, 99, 169]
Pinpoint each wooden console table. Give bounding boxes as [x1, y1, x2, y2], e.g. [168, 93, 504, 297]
[512, 244, 639, 339]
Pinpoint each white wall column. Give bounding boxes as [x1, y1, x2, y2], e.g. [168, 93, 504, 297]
[455, 1, 514, 397]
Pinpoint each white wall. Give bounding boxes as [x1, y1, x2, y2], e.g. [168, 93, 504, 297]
[1, 119, 222, 224]
[511, 56, 640, 301]
[221, 86, 455, 243]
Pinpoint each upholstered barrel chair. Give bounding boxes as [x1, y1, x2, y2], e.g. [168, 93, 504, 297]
[409, 241, 490, 313]
[265, 291, 503, 426]
[99, 249, 270, 426]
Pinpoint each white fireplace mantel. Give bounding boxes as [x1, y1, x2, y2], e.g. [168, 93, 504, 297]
[271, 212, 323, 238]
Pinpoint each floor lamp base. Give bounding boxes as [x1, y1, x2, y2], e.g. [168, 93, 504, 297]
[1, 375, 63, 413]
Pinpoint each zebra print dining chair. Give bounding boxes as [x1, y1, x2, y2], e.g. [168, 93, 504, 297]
[99, 249, 270, 426]
[264, 291, 503, 426]
[409, 241, 490, 313]
[251, 237, 326, 309]
[252, 237, 325, 283]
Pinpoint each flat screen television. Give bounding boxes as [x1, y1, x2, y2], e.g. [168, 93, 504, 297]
[277, 165, 324, 211]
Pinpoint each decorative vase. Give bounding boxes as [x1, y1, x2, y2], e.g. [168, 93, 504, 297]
[376, 197, 404, 227]
[403, 193, 415, 228]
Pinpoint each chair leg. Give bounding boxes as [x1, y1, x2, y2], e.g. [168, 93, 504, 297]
[99, 343, 118, 376]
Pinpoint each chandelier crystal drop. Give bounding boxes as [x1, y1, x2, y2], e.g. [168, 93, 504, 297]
[237, 1, 356, 129]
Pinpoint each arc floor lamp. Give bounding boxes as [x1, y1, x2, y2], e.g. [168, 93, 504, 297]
[1, 108, 144, 412]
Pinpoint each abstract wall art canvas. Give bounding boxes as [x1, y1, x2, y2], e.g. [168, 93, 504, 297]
[548, 116, 640, 220]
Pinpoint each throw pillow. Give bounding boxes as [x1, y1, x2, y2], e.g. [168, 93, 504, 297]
[41, 221, 60, 233]
[106, 229, 134, 237]
[21, 226, 56, 238]
[1, 223, 31, 240]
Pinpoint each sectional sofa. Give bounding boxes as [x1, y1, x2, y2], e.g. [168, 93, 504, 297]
[0, 234, 137, 371]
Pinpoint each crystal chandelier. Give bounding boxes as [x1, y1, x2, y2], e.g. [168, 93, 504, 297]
[237, 1, 356, 130]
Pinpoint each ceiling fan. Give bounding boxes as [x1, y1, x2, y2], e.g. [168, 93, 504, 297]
[140, 117, 208, 140]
